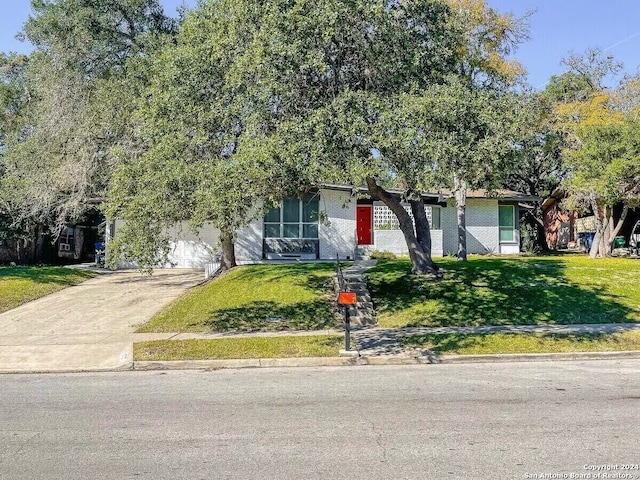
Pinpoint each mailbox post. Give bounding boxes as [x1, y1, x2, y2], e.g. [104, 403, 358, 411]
[337, 291, 357, 351]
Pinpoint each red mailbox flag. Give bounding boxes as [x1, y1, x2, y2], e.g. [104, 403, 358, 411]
[338, 292, 357, 305]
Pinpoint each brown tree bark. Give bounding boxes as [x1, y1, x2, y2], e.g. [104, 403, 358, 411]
[366, 177, 440, 276]
[530, 204, 550, 252]
[409, 198, 438, 270]
[220, 227, 237, 271]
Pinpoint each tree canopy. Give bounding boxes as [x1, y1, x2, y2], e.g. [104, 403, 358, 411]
[0, 0, 176, 262]
[550, 50, 640, 257]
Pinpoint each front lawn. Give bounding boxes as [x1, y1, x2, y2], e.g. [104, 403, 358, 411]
[138, 263, 339, 333]
[367, 255, 640, 328]
[134, 335, 344, 360]
[0, 266, 96, 314]
[403, 331, 640, 355]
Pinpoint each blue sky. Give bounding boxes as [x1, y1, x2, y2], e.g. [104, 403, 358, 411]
[1, 0, 639, 90]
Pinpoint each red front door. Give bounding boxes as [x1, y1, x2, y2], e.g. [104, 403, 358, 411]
[357, 206, 373, 245]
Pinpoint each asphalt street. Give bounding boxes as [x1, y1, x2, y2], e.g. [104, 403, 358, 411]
[1, 361, 640, 480]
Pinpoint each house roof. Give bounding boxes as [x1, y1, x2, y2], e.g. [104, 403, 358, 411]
[450, 189, 541, 202]
[541, 188, 567, 211]
[318, 183, 540, 202]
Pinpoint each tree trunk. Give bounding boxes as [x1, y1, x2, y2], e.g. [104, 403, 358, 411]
[606, 205, 629, 254]
[34, 224, 46, 264]
[220, 228, 237, 271]
[26, 224, 38, 264]
[454, 174, 467, 261]
[588, 201, 627, 258]
[366, 177, 440, 276]
[409, 198, 439, 271]
[531, 203, 550, 252]
[589, 199, 602, 258]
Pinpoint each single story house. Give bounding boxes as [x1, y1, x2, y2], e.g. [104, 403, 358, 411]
[109, 185, 538, 268]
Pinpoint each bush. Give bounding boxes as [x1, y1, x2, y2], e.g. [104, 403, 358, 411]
[370, 250, 397, 260]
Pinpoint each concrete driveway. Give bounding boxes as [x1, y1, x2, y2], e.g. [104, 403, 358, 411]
[0, 269, 203, 373]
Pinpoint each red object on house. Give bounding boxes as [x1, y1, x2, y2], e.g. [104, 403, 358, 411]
[356, 205, 373, 245]
[338, 292, 357, 305]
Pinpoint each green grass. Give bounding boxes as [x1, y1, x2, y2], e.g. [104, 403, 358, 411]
[134, 335, 344, 360]
[403, 331, 640, 355]
[0, 266, 96, 314]
[367, 254, 640, 328]
[138, 263, 339, 333]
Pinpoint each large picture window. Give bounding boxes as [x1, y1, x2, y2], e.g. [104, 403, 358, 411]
[264, 199, 320, 239]
[499, 205, 515, 243]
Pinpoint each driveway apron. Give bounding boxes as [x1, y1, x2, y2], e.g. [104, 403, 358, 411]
[0, 269, 202, 373]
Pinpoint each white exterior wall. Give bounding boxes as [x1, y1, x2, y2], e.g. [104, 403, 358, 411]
[373, 230, 443, 256]
[466, 198, 500, 254]
[441, 199, 502, 255]
[166, 222, 220, 268]
[319, 188, 356, 260]
[441, 201, 458, 256]
[235, 204, 264, 263]
[111, 192, 520, 269]
[111, 219, 220, 269]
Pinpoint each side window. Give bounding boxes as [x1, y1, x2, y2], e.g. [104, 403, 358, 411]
[499, 205, 515, 242]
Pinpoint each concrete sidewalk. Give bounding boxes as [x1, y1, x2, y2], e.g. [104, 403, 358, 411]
[0, 269, 202, 373]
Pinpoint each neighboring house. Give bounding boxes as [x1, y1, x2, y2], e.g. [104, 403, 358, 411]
[109, 184, 538, 268]
[56, 207, 106, 263]
[542, 191, 640, 251]
[542, 190, 578, 250]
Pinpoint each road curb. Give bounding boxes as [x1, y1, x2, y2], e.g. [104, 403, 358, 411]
[4, 350, 640, 375]
[132, 350, 640, 371]
[439, 350, 640, 364]
[0, 363, 134, 375]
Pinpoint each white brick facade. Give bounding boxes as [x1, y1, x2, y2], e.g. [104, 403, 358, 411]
[235, 204, 264, 262]
[318, 188, 357, 260]
[466, 198, 500, 254]
[441, 201, 458, 255]
[373, 229, 443, 256]
[441, 199, 519, 255]
[112, 190, 520, 268]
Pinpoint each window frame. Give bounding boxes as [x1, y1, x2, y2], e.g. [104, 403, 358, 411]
[263, 199, 320, 239]
[498, 204, 516, 243]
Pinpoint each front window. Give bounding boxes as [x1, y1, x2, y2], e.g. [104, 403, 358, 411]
[264, 199, 319, 239]
[499, 205, 515, 242]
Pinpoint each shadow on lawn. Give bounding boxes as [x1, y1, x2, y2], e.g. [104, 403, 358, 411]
[192, 263, 339, 332]
[226, 262, 337, 290]
[367, 257, 635, 327]
[0, 266, 94, 285]
[195, 300, 336, 332]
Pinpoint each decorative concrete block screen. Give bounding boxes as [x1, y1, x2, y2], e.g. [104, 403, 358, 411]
[373, 205, 438, 230]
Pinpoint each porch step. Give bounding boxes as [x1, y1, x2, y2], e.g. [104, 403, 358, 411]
[335, 260, 378, 326]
